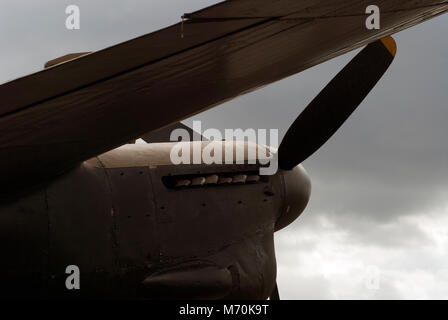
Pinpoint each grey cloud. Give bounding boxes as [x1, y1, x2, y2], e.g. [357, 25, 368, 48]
[0, 0, 217, 82]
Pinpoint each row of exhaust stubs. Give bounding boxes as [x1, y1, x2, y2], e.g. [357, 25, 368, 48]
[175, 174, 261, 188]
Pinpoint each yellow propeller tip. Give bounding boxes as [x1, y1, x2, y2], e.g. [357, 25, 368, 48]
[380, 36, 397, 57]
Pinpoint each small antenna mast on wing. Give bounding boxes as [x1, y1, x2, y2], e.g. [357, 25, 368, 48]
[181, 15, 185, 38]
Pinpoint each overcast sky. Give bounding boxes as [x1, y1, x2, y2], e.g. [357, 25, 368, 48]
[1, 1, 448, 299]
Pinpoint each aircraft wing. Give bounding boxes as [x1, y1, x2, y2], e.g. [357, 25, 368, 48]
[0, 0, 447, 192]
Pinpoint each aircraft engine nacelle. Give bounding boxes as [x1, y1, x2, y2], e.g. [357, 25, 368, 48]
[0, 142, 311, 299]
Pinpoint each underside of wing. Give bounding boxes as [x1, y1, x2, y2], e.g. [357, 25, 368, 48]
[0, 0, 447, 193]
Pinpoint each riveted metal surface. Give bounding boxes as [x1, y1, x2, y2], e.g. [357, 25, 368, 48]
[0, 156, 301, 299]
[149, 164, 280, 255]
[45, 164, 116, 298]
[106, 166, 159, 295]
[146, 163, 282, 298]
[0, 190, 48, 298]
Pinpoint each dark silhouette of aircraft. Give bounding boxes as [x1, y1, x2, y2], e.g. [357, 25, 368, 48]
[0, 0, 447, 299]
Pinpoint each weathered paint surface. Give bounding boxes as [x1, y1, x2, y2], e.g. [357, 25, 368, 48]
[0, 153, 310, 299]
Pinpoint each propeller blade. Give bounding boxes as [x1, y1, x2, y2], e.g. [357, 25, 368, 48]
[278, 36, 396, 170]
